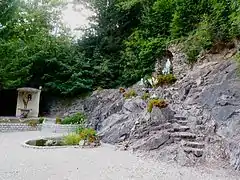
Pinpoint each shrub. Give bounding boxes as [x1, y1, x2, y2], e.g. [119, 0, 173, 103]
[155, 74, 177, 87]
[147, 99, 168, 112]
[123, 89, 137, 99]
[96, 87, 103, 92]
[183, 17, 213, 63]
[76, 126, 84, 134]
[28, 120, 38, 127]
[141, 92, 150, 100]
[61, 113, 86, 125]
[55, 117, 62, 124]
[119, 87, 126, 93]
[79, 128, 97, 143]
[63, 133, 82, 145]
[38, 117, 44, 124]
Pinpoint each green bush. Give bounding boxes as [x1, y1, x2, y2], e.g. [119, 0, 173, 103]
[156, 74, 177, 87]
[141, 92, 150, 100]
[123, 89, 137, 99]
[183, 17, 213, 63]
[63, 133, 82, 145]
[61, 113, 86, 125]
[147, 99, 168, 112]
[79, 128, 97, 143]
[63, 128, 98, 146]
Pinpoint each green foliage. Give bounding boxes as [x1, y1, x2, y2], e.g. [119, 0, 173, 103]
[147, 98, 168, 112]
[156, 74, 177, 87]
[38, 117, 44, 124]
[141, 92, 150, 100]
[1, 0, 240, 94]
[183, 19, 213, 63]
[63, 128, 98, 146]
[61, 113, 86, 125]
[78, 128, 97, 143]
[63, 133, 82, 145]
[27, 120, 38, 127]
[55, 117, 62, 124]
[123, 89, 137, 99]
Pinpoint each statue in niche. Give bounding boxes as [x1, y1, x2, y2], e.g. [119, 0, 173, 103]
[22, 92, 32, 109]
[155, 50, 173, 75]
[162, 58, 173, 75]
[142, 50, 174, 88]
[20, 92, 32, 118]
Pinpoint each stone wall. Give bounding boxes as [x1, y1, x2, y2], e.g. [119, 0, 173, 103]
[0, 123, 42, 133]
[41, 124, 80, 133]
[0, 123, 80, 133]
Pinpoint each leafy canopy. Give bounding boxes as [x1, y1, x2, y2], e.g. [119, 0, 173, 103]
[1, 0, 240, 96]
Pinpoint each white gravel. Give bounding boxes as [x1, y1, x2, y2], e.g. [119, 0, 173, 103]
[0, 131, 239, 180]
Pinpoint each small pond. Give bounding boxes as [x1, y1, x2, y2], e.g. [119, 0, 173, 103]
[26, 137, 64, 147]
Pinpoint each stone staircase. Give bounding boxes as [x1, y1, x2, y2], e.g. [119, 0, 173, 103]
[130, 113, 206, 158]
[168, 115, 205, 157]
[136, 115, 206, 157]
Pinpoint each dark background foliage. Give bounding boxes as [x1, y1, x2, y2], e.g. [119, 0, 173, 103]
[0, 0, 239, 96]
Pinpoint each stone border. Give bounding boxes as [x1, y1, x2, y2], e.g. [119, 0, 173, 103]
[21, 138, 80, 149]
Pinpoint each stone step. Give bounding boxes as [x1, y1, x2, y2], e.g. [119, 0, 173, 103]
[168, 119, 188, 125]
[150, 123, 172, 131]
[171, 132, 196, 139]
[183, 147, 204, 157]
[177, 120, 188, 126]
[168, 126, 190, 132]
[196, 125, 206, 131]
[182, 141, 205, 149]
[174, 116, 187, 120]
[174, 126, 190, 132]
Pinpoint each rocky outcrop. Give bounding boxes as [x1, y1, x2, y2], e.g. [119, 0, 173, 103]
[47, 47, 240, 170]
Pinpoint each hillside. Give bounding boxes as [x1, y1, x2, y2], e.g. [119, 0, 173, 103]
[47, 45, 240, 170]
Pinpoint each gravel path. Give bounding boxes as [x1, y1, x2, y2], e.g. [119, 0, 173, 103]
[0, 131, 239, 180]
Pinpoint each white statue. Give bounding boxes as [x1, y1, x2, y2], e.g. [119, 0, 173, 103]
[162, 58, 172, 75]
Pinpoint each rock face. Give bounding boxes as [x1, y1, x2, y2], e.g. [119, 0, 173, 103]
[47, 47, 240, 170]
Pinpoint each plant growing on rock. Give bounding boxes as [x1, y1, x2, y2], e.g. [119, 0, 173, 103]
[119, 87, 126, 93]
[96, 87, 104, 92]
[147, 99, 168, 112]
[141, 92, 150, 100]
[123, 89, 137, 99]
[155, 74, 177, 87]
[61, 113, 86, 125]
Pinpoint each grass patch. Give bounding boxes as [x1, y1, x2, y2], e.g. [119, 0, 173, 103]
[147, 99, 168, 112]
[123, 89, 137, 99]
[141, 92, 150, 100]
[155, 74, 177, 87]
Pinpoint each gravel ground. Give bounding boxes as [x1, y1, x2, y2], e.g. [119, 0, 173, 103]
[0, 131, 239, 180]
